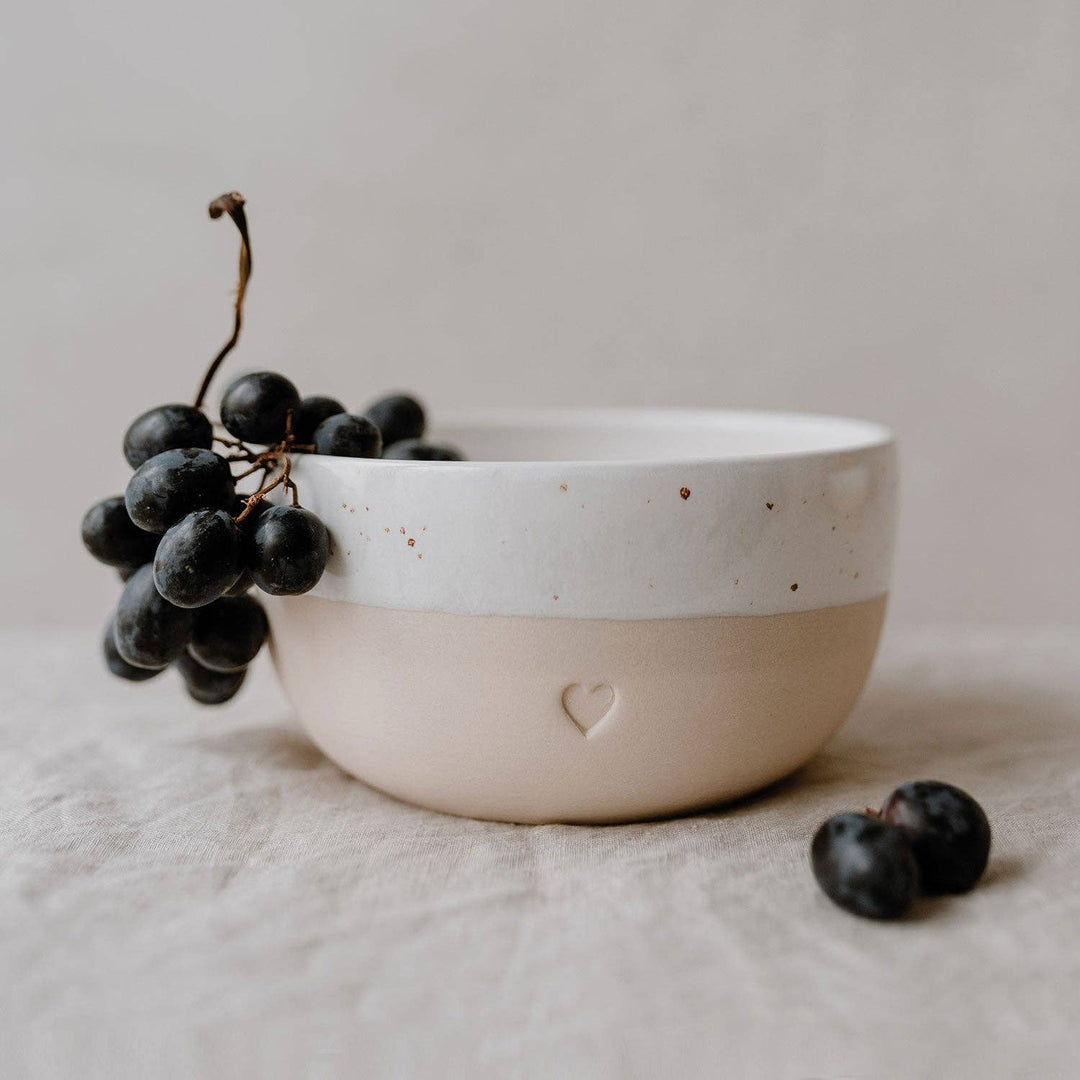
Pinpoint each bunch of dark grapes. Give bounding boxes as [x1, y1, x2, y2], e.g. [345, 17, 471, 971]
[82, 193, 464, 705]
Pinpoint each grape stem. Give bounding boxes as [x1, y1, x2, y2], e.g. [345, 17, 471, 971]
[214, 434, 253, 453]
[235, 461, 289, 522]
[191, 194, 305, 521]
[232, 409, 305, 521]
[227, 443, 315, 465]
[194, 192, 251, 411]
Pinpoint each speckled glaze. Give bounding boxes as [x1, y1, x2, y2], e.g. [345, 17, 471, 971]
[268, 408, 898, 823]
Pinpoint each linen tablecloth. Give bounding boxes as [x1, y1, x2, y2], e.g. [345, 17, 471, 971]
[2, 625, 1077, 1078]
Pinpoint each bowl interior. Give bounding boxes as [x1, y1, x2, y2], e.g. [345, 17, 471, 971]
[429, 407, 890, 464]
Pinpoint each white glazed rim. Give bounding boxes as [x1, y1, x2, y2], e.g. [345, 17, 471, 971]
[284, 406, 898, 619]
[380, 406, 893, 468]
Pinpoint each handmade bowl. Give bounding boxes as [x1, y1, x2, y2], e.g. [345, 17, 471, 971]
[266, 407, 897, 824]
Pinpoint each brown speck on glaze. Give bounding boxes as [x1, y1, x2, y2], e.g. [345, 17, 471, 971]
[384, 527, 390, 534]
[341, 502, 347, 509]
[365, 506, 369, 512]
[417, 553, 423, 560]
[802, 498, 807, 504]
[766, 502, 774, 510]
[422, 526, 427, 532]
[407, 538, 415, 547]
[790, 583, 799, 592]
[349, 507, 356, 514]
[553, 593, 559, 600]
[854, 571, 860, 579]
[734, 578, 739, 585]
[400, 526, 406, 535]
[680, 487, 691, 500]
[831, 525, 837, 531]
[559, 483, 568, 492]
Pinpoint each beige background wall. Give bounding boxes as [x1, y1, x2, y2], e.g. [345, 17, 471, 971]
[3, 0, 1077, 629]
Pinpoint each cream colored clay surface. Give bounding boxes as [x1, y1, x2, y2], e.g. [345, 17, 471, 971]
[268, 594, 886, 824]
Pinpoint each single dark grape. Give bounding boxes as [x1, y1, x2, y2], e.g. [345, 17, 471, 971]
[811, 813, 918, 920]
[247, 505, 330, 595]
[292, 395, 346, 443]
[114, 564, 196, 669]
[123, 404, 213, 468]
[382, 438, 463, 461]
[882, 781, 991, 894]
[189, 594, 268, 672]
[219, 371, 301, 444]
[175, 652, 247, 706]
[153, 509, 243, 608]
[81, 496, 160, 566]
[363, 393, 425, 448]
[103, 617, 164, 682]
[125, 448, 235, 534]
[312, 413, 383, 458]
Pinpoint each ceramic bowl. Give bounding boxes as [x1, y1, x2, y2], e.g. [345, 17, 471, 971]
[266, 407, 897, 823]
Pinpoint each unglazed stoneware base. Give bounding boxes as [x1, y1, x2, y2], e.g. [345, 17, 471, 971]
[267, 594, 886, 824]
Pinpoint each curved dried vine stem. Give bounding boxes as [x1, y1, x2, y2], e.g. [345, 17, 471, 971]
[189, 200, 309, 520]
[194, 192, 251, 410]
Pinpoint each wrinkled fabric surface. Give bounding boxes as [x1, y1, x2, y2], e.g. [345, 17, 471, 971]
[1, 626, 1077, 1079]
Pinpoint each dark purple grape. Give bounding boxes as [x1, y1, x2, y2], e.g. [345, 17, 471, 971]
[103, 617, 164, 682]
[175, 652, 246, 705]
[81, 496, 160, 567]
[189, 594, 268, 672]
[114, 564, 196, 669]
[123, 404, 213, 468]
[312, 413, 382, 458]
[382, 439, 463, 461]
[153, 509, 243, 608]
[292, 395, 345, 443]
[811, 813, 918, 920]
[882, 781, 991, 894]
[219, 371, 300, 444]
[125, 448, 235, 534]
[247, 505, 330, 595]
[363, 393, 424, 447]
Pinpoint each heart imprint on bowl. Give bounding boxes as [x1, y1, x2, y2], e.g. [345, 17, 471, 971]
[561, 683, 616, 737]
